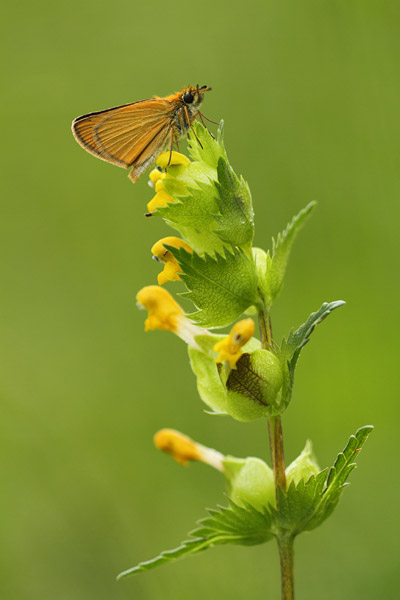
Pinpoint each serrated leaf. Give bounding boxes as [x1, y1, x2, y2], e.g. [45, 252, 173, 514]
[270, 471, 327, 534]
[260, 202, 316, 307]
[270, 426, 373, 536]
[187, 120, 227, 169]
[304, 425, 373, 531]
[157, 179, 226, 255]
[117, 501, 273, 579]
[277, 301, 345, 410]
[280, 300, 345, 372]
[168, 245, 261, 328]
[213, 157, 254, 249]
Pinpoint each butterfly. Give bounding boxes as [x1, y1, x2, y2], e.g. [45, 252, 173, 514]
[71, 84, 212, 182]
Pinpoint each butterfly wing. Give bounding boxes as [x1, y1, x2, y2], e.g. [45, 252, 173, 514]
[72, 98, 176, 177]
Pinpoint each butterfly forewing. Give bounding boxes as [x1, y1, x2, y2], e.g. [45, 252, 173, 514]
[72, 98, 176, 169]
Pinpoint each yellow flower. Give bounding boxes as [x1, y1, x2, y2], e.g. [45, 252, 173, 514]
[154, 429, 275, 511]
[151, 236, 193, 285]
[147, 183, 174, 213]
[213, 318, 255, 368]
[147, 151, 190, 213]
[156, 151, 190, 170]
[136, 286, 184, 332]
[136, 286, 207, 347]
[154, 429, 223, 469]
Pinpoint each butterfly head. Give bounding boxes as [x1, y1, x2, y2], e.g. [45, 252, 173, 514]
[181, 85, 211, 110]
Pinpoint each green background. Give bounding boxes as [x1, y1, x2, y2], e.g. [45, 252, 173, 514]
[1, 1, 398, 598]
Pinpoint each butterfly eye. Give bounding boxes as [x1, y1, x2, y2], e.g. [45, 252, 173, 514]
[183, 92, 194, 104]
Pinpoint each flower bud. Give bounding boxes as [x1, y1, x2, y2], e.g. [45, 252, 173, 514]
[225, 349, 283, 422]
[286, 440, 320, 485]
[222, 456, 275, 511]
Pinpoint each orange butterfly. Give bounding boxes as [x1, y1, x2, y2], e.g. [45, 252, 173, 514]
[71, 84, 211, 182]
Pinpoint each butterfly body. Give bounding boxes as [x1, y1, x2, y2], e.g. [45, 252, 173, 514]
[72, 85, 211, 182]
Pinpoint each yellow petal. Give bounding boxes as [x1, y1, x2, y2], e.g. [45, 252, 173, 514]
[230, 318, 255, 345]
[154, 429, 202, 466]
[155, 179, 166, 192]
[147, 189, 175, 212]
[156, 151, 190, 169]
[151, 237, 193, 285]
[136, 286, 184, 333]
[149, 169, 167, 184]
[214, 319, 255, 368]
[157, 262, 180, 285]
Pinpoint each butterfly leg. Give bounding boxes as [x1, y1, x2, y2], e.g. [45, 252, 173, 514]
[197, 112, 215, 139]
[167, 128, 175, 167]
[198, 111, 219, 125]
[183, 105, 203, 149]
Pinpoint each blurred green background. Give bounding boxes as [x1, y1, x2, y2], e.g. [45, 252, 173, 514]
[1, 1, 399, 598]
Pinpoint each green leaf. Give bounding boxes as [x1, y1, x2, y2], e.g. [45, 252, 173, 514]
[270, 426, 373, 536]
[260, 202, 316, 307]
[277, 301, 345, 410]
[168, 245, 261, 328]
[117, 501, 273, 579]
[271, 471, 328, 535]
[158, 178, 226, 255]
[213, 157, 254, 249]
[187, 120, 227, 169]
[280, 300, 345, 372]
[304, 425, 374, 531]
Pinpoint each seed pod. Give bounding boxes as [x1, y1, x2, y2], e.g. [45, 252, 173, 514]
[225, 349, 283, 422]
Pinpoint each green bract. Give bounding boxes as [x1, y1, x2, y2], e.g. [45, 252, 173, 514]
[286, 441, 320, 486]
[257, 202, 316, 309]
[226, 349, 283, 421]
[223, 456, 275, 511]
[155, 121, 254, 258]
[188, 333, 261, 415]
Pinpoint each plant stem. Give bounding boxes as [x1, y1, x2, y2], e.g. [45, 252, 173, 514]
[258, 308, 286, 494]
[259, 307, 293, 598]
[258, 308, 273, 350]
[277, 535, 295, 600]
[268, 415, 287, 494]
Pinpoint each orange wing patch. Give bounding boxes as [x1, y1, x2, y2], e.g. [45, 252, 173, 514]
[72, 98, 175, 169]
